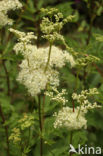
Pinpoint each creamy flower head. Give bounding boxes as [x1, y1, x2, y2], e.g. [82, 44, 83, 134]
[17, 67, 59, 96]
[9, 28, 37, 43]
[0, 0, 22, 26]
[54, 107, 87, 130]
[0, 12, 13, 26]
[16, 45, 75, 96]
[10, 29, 75, 96]
[13, 44, 75, 67]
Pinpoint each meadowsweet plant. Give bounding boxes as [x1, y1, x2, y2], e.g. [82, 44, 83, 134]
[8, 7, 102, 156]
[0, 1, 103, 156]
[8, 7, 77, 155]
[7, 4, 100, 156]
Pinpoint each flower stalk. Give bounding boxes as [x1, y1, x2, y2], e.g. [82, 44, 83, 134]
[44, 43, 52, 73]
[0, 104, 10, 156]
[38, 95, 43, 156]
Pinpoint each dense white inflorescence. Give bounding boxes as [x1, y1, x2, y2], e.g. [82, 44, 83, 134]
[0, 0, 22, 26]
[17, 67, 59, 96]
[54, 107, 87, 130]
[8, 9, 102, 133]
[9, 29, 75, 96]
[9, 28, 37, 44]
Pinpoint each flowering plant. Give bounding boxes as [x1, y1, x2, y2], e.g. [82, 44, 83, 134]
[0, 1, 103, 156]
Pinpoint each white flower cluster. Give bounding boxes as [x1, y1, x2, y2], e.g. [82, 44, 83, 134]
[17, 67, 59, 96]
[41, 16, 63, 35]
[72, 88, 101, 113]
[9, 28, 37, 45]
[10, 29, 75, 96]
[0, 0, 22, 26]
[45, 87, 68, 105]
[9, 28, 37, 56]
[40, 8, 75, 44]
[54, 107, 87, 130]
[54, 88, 101, 130]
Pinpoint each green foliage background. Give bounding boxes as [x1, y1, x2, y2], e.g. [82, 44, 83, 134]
[0, 0, 103, 155]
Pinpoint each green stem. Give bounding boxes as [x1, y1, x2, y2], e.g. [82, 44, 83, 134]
[38, 95, 43, 156]
[0, 104, 10, 156]
[41, 94, 45, 129]
[2, 60, 10, 96]
[20, 139, 23, 155]
[41, 84, 47, 129]
[77, 103, 82, 119]
[28, 127, 31, 146]
[44, 43, 52, 73]
[73, 69, 80, 112]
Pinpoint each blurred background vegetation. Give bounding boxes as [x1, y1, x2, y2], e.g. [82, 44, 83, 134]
[0, 0, 103, 155]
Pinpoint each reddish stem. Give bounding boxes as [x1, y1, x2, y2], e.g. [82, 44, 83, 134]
[0, 104, 10, 156]
[72, 100, 75, 112]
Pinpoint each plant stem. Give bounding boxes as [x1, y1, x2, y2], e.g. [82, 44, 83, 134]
[86, 0, 96, 45]
[44, 43, 52, 73]
[72, 100, 75, 113]
[77, 105, 81, 119]
[38, 95, 43, 156]
[41, 84, 48, 127]
[0, 104, 10, 156]
[28, 127, 31, 146]
[72, 69, 80, 112]
[42, 94, 45, 128]
[77, 101, 83, 119]
[2, 60, 10, 96]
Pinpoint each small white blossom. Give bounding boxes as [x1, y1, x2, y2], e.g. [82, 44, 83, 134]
[72, 88, 101, 114]
[9, 28, 37, 43]
[45, 87, 68, 105]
